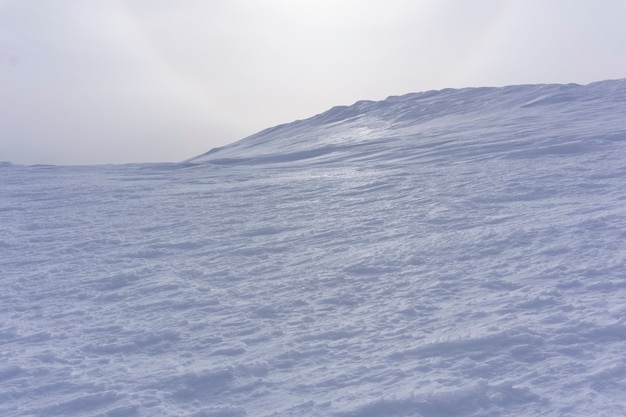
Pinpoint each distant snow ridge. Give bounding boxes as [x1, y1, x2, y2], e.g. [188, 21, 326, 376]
[188, 79, 626, 166]
[2, 80, 626, 417]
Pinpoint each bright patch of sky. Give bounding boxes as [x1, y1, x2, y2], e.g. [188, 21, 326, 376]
[1, 0, 625, 165]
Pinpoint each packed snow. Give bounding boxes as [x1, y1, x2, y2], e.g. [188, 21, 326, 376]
[2, 79, 626, 416]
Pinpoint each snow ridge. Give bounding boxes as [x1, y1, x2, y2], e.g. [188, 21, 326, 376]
[2, 80, 626, 417]
[188, 79, 626, 167]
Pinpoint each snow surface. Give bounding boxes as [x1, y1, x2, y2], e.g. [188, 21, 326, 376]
[2, 79, 626, 416]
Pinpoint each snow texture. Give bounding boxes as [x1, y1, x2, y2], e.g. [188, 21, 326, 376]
[2, 79, 626, 416]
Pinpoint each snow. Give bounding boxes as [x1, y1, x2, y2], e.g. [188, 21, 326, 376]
[2, 79, 626, 416]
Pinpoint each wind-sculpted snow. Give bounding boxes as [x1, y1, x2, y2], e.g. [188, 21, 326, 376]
[188, 79, 626, 167]
[2, 80, 626, 416]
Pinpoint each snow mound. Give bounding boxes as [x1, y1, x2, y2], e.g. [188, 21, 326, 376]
[188, 79, 626, 167]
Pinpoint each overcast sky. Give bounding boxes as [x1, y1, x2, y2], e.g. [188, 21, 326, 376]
[2, 0, 625, 165]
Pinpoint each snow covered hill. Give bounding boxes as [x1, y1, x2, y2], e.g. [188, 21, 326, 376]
[188, 79, 626, 167]
[2, 79, 626, 416]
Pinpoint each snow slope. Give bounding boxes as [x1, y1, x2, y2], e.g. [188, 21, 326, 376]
[2, 79, 626, 416]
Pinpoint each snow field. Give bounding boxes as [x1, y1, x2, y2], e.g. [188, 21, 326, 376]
[2, 80, 626, 416]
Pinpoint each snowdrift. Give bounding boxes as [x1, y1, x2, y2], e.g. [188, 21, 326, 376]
[188, 79, 626, 167]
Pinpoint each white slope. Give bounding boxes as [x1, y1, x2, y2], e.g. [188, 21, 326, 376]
[2, 80, 626, 417]
[188, 79, 626, 167]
